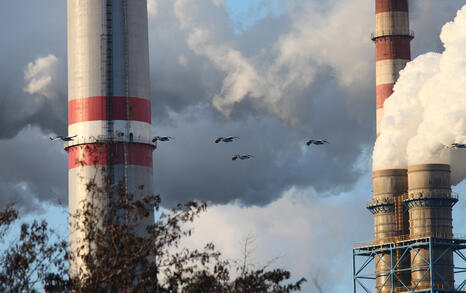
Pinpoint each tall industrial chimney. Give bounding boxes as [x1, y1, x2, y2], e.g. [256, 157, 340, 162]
[66, 0, 154, 274]
[374, 0, 413, 136]
[370, 0, 413, 288]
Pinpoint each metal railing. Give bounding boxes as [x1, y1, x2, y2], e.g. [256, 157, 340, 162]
[371, 30, 415, 41]
[63, 134, 157, 149]
[354, 234, 466, 248]
[367, 198, 394, 207]
[407, 191, 459, 200]
[354, 236, 466, 293]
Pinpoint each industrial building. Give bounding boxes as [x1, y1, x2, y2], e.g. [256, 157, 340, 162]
[353, 1, 466, 292]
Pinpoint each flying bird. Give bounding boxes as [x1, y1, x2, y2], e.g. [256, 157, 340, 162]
[152, 136, 174, 142]
[215, 136, 239, 143]
[306, 139, 329, 146]
[232, 154, 254, 161]
[49, 135, 77, 142]
[448, 143, 466, 149]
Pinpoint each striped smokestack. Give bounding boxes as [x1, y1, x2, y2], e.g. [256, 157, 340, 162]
[374, 0, 413, 136]
[370, 1, 413, 290]
[66, 0, 154, 275]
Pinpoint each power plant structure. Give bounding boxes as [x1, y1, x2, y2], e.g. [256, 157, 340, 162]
[353, 1, 466, 292]
[65, 0, 155, 275]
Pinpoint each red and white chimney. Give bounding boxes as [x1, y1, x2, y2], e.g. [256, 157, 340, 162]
[66, 0, 154, 273]
[374, 0, 413, 136]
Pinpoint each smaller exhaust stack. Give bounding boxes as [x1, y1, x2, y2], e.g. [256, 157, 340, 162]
[406, 164, 457, 289]
[369, 169, 409, 292]
[367, 165, 459, 291]
[358, 134, 463, 288]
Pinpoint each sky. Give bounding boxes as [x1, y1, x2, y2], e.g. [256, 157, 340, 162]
[0, 0, 465, 292]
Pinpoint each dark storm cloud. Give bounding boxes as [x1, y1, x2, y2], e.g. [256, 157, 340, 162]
[0, 1, 67, 209]
[0, 0, 464, 210]
[0, 127, 67, 211]
[0, 0, 67, 139]
[153, 88, 368, 207]
[147, 0, 464, 206]
[148, 0, 373, 205]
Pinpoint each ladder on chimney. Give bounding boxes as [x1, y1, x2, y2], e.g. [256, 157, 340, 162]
[102, 0, 114, 183]
[123, 0, 130, 193]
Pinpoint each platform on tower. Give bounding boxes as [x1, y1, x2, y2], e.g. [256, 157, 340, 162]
[353, 237, 466, 293]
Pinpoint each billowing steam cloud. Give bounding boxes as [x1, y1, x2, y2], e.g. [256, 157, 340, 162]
[373, 5, 466, 184]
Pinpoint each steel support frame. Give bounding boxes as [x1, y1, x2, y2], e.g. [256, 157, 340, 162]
[353, 237, 466, 293]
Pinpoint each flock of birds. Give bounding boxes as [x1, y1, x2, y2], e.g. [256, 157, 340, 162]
[151, 136, 332, 160]
[49, 135, 334, 161]
[49, 135, 466, 151]
[49, 135, 466, 155]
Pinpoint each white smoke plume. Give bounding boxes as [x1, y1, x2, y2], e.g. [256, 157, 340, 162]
[373, 5, 466, 184]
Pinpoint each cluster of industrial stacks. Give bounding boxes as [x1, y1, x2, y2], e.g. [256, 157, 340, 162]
[370, 165, 457, 290]
[354, 0, 465, 292]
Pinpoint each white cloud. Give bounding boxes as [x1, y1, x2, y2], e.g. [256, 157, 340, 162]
[23, 54, 62, 100]
[181, 186, 372, 291]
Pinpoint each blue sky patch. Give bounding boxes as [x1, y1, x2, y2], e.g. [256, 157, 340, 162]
[225, 0, 288, 33]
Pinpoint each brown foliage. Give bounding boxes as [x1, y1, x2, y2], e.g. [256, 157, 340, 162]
[0, 177, 305, 292]
[0, 206, 67, 292]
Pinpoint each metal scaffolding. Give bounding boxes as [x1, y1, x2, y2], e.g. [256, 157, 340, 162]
[353, 237, 466, 293]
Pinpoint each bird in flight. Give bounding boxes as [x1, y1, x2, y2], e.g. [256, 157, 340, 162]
[152, 136, 174, 142]
[448, 143, 466, 149]
[50, 135, 77, 142]
[232, 154, 254, 161]
[306, 139, 329, 146]
[215, 136, 239, 143]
